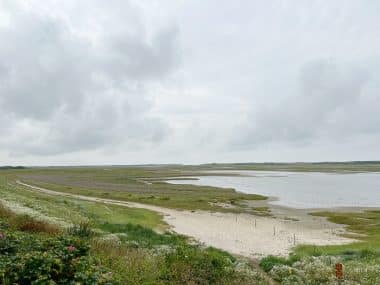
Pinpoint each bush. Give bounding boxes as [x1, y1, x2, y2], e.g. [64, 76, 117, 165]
[0, 204, 60, 234]
[0, 232, 19, 255]
[270, 265, 296, 282]
[160, 245, 238, 284]
[0, 205, 12, 218]
[11, 215, 61, 234]
[67, 221, 94, 238]
[98, 222, 183, 247]
[0, 229, 116, 284]
[259, 255, 290, 272]
[265, 255, 380, 284]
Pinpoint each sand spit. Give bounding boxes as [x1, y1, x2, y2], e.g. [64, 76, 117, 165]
[16, 180, 354, 258]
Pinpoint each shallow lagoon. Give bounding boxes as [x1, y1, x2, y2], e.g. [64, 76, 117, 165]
[167, 171, 380, 209]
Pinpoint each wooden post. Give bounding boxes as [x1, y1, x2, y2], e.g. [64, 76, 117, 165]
[335, 263, 343, 281]
[293, 233, 296, 245]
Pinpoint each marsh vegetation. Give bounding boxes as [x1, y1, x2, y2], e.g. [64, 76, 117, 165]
[1, 163, 380, 284]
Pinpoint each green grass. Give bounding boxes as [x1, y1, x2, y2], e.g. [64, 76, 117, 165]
[3, 166, 267, 214]
[5, 162, 380, 215]
[0, 176, 167, 231]
[260, 210, 380, 284]
[294, 210, 380, 257]
[97, 223, 184, 247]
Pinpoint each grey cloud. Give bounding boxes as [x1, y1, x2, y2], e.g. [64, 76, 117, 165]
[233, 59, 373, 148]
[1, 1, 380, 164]
[0, 14, 89, 119]
[0, 0, 178, 156]
[105, 26, 180, 80]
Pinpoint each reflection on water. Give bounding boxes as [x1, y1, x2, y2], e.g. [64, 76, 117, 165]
[167, 171, 380, 209]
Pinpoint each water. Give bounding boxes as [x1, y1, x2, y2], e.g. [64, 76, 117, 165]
[167, 171, 380, 209]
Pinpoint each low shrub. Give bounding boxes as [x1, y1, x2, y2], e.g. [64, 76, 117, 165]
[92, 238, 268, 285]
[0, 205, 12, 218]
[0, 232, 19, 255]
[161, 245, 233, 284]
[0, 203, 60, 234]
[91, 239, 163, 284]
[0, 229, 115, 284]
[11, 215, 61, 234]
[67, 221, 94, 238]
[265, 254, 380, 285]
[97, 222, 183, 247]
[260, 255, 290, 272]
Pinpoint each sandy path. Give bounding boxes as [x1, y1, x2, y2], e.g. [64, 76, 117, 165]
[15, 180, 354, 258]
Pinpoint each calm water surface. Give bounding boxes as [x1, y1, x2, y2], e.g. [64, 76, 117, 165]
[167, 171, 380, 209]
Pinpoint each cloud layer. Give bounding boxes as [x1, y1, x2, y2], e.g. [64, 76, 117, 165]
[0, 0, 177, 156]
[0, 0, 379, 164]
[235, 59, 373, 147]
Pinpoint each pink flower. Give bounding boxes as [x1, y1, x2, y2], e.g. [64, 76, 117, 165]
[0, 232, 4, 239]
[67, 245, 76, 252]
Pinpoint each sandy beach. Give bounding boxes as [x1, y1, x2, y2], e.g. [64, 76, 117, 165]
[16, 180, 355, 258]
[161, 210, 354, 258]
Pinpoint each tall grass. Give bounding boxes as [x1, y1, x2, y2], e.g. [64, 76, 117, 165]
[67, 221, 94, 238]
[0, 203, 60, 234]
[91, 239, 269, 285]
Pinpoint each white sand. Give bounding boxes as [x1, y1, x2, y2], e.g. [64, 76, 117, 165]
[16, 180, 355, 258]
[161, 211, 353, 257]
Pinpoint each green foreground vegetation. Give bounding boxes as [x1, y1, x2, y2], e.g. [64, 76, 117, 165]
[0, 204, 268, 284]
[259, 209, 380, 284]
[0, 175, 269, 284]
[1, 163, 380, 284]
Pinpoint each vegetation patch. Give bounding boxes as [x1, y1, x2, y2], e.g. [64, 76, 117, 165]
[9, 166, 268, 214]
[0, 187, 269, 284]
[259, 209, 380, 284]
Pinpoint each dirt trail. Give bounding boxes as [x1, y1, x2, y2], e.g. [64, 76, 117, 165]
[16, 180, 354, 258]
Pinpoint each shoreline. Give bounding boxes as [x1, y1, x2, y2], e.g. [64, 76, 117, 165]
[165, 171, 380, 210]
[15, 180, 356, 258]
[246, 196, 380, 214]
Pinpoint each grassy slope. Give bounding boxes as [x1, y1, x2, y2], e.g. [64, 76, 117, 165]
[0, 176, 166, 231]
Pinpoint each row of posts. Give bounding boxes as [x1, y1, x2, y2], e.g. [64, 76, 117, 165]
[234, 215, 345, 281]
[234, 215, 297, 245]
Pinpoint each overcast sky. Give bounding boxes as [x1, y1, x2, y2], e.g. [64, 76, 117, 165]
[0, 0, 379, 165]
